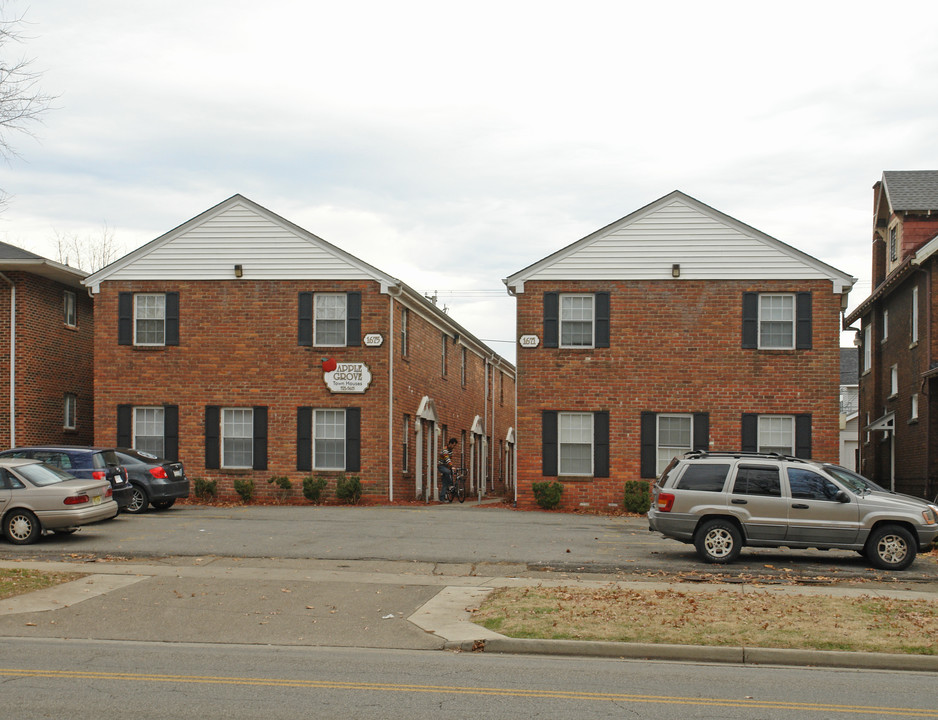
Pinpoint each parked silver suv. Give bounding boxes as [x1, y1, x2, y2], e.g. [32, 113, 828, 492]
[647, 451, 938, 571]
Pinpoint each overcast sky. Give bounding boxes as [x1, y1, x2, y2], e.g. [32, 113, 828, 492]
[3, 0, 938, 364]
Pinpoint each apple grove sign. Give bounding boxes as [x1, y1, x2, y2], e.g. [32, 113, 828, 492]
[322, 360, 373, 394]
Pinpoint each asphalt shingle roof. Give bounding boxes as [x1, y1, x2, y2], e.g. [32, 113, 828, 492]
[840, 347, 859, 385]
[0, 241, 44, 261]
[883, 170, 938, 211]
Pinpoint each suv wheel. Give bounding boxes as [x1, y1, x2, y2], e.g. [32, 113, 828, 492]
[126, 485, 149, 514]
[865, 524, 916, 571]
[694, 519, 742, 564]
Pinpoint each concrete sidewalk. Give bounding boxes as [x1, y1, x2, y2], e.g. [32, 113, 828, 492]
[2, 556, 937, 672]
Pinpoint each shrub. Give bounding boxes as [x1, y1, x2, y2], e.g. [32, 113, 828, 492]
[193, 477, 217, 500]
[233, 478, 255, 503]
[302, 476, 328, 503]
[623, 480, 651, 514]
[267, 475, 292, 490]
[335, 475, 362, 504]
[531, 481, 563, 510]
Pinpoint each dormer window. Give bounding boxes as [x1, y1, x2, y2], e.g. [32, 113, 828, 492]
[889, 225, 898, 262]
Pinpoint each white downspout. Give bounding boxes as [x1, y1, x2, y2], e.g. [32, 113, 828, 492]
[387, 293, 396, 502]
[0, 272, 15, 448]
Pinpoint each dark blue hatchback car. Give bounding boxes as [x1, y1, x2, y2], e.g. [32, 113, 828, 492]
[0, 446, 133, 512]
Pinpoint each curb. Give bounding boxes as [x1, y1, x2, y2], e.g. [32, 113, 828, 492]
[444, 637, 938, 671]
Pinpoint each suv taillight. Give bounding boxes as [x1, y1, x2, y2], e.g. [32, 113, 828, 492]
[657, 493, 675, 512]
[149, 466, 168, 479]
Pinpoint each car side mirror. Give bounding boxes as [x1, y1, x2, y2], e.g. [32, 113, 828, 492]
[835, 490, 850, 503]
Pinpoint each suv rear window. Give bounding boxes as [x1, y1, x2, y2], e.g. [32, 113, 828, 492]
[675, 464, 729, 492]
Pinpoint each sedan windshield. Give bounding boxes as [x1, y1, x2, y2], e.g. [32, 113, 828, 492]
[824, 465, 888, 494]
[11, 462, 74, 487]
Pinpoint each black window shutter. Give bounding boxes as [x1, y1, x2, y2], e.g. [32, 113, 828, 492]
[595, 292, 610, 348]
[205, 406, 220, 469]
[741, 413, 758, 453]
[693, 412, 709, 452]
[165, 292, 180, 346]
[298, 292, 313, 346]
[640, 411, 657, 478]
[346, 292, 361, 347]
[164, 405, 179, 462]
[795, 414, 812, 458]
[345, 407, 361, 472]
[543, 292, 559, 348]
[542, 410, 558, 476]
[116, 405, 132, 447]
[741, 292, 758, 348]
[795, 292, 812, 349]
[253, 406, 268, 471]
[297, 407, 312, 471]
[593, 411, 609, 477]
[118, 293, 133, 345]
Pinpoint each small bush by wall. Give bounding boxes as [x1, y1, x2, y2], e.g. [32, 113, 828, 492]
[303, 476, 328, 503]
[531, 481, 563, 510]
[233, 478, 255, 503]
[336, 475, 362, 504]
[623, 480, 651, 514]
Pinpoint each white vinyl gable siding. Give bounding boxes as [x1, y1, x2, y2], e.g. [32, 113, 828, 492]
[84, 197, 393, 289]
[505, 193, 855, 293]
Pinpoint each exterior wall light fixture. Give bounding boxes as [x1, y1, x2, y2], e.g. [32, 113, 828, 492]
[234, 264, 243, 278]
[671, 263, 680, 278]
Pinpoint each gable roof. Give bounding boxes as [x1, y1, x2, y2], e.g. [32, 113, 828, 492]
[503, 191, 856, 296]
[0, 241, 88, 287]
[83, 194, 399, 292]
[882, 171, 938, 213]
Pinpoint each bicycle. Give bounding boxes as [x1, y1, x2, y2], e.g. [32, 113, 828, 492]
[443, 467, 467, 503]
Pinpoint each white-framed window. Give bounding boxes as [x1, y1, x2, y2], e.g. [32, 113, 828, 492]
[134, 407, 165, 456]
[657, 414, 692, 475]
[758, 294, 795, 349]
[402, 414, 410, 473]
[314, 409, 346, 470]
[558, 412, 593, 475]
[461, 347, 467, 387]
[882, 309, 889, 341]
[758, 415, 794, 455]
[912, 286, 919, 344]
[890, 365, 898, 397]
[314, 293, 346, 346]
[64, 291, 77, 327]
[560, 294, 594, 348]
[889, 224, 899, 264]
[64, 393, 77, 430]
[400, 307, 409, 357]
[911, 394, 919, 421]
[863, 324, 872, 372]
[222, 408, 253, 469]
[134, 293, 166, 346]
[441, 332, 447, 377]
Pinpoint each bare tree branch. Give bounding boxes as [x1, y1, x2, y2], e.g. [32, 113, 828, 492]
[54, 224, 123, 272]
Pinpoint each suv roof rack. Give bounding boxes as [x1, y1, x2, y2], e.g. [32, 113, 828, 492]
[682, 450, 808, 464]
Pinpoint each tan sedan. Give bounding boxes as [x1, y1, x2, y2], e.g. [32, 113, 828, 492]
[0, 458, 119, 545]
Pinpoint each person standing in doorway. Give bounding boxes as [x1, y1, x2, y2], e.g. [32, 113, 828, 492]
[438, 438, 458, 499]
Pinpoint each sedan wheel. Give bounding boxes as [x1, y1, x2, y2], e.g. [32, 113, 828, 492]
[126, 485, 149, 514]
[694, 519, 742, 564]
[866, 524, 917, 571]
[4, 509, 41, 545]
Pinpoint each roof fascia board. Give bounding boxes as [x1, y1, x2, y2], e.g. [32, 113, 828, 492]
[0, 258, 89, 287]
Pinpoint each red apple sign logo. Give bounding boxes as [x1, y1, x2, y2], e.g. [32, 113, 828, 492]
[321, 357, 337, 373]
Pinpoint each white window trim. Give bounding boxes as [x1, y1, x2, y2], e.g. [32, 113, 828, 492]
[134, 293, 166, 347]
[757, 293, 795, 350]
[863, 324, 872, 373]
[313, 408, 346, 471]
[757, 415, 795, 455]
[888, 222, 900, 268]
[558, 411, 593, 476]
[63, 393, 77, 430]
[64, 291, 77, 327]
[221, 407, 253, 470]
[889, 365, 898, 397]
[911, 394, 919, 422]
[559, 293, 596, 349]
[313, 293, 347, 347]
[133, 406, 165, 456]
[400, 307, 409, 357]
[882, 308, 889, 342]
[911, 286, 919, 344]
[656, 413, 693, 476]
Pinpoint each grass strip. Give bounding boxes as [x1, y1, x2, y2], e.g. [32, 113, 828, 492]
[0, 568, 85, 600]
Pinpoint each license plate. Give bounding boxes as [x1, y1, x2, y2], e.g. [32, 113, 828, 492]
[92, 495, 102, 505]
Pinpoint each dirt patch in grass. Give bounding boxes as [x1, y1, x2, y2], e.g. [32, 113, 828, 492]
[0, 568, 85, 600]
[473, 586, 938, 655]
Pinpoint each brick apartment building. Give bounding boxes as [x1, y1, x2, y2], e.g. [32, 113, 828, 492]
[845, 171, 938, 499]
[0, 242, 94, 448]
[504, 190, 855, 510]
[83, 195, 515, 502]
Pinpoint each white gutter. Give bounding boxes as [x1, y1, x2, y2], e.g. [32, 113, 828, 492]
[0, 272, 15, 447]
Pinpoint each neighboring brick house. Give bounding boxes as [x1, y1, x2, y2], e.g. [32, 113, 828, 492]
[839, 347, 860, 471]
[83, 195, 515, 502]
[845, 171, 938, 499]
[0, 242, 94, 447]
[504, 190, 855, 510]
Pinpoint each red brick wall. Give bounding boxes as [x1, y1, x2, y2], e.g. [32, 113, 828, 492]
[514, 279, 843, 510]
[93, 280, 515, 503]
[0, 272, 94, 448]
